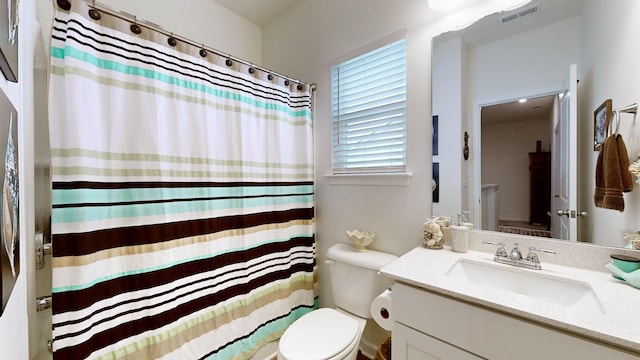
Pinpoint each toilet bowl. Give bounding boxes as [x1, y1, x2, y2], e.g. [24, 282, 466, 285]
[277, 244, 397, 360]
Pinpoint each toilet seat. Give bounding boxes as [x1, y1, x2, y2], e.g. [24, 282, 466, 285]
[278, 308, 359, 360]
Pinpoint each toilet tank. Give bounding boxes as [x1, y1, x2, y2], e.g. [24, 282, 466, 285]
[326, 243, 398, 318]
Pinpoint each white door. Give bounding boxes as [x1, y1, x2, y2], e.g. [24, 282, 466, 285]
[553, 64, 578, 241]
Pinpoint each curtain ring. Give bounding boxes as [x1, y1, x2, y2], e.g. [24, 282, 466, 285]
[199, 45, 207, 58]
[225, 59, 233, 67]
[130, 17, 142, 34]
[88, 2, 101, 21]
[57, 0, 71, 11]
[168, 33, 177, 47]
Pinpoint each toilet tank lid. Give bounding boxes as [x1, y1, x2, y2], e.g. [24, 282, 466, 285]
[327, 243, 398, 270]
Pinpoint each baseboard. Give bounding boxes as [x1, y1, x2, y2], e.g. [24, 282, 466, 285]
[499, 216, 529, 223]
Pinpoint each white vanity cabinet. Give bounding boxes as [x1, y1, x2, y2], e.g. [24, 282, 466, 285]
[392, 282, 638, 360]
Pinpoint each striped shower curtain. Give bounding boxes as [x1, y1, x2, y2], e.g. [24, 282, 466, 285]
[48, 3, 315, 359]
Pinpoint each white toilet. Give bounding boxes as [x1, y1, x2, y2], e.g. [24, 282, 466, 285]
[277, 243, 397, 360]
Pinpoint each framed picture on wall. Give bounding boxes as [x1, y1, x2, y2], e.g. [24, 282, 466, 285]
[0, 87, 18, 315]
[432, 162, 439, 203]
[432, 115, 439, 155]
[593, 99, 612, 150]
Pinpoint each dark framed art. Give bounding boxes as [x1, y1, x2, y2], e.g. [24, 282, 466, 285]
[432, 162, 439, 203]
[432, 115, 439, 155]
[594, 99, 612, 150]
[0, 87, 18, 315]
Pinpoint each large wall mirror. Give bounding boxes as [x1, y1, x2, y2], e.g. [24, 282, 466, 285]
[432, 0, 640, 248]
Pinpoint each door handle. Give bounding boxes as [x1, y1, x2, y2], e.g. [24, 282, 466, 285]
[556, 210, 587, 218]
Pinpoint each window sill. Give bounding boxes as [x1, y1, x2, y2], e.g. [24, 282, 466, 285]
[324, 172, 412, 186]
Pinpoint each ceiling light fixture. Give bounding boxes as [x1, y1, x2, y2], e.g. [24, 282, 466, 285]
[519, 98, 527, 103]
[428, 0, 464, 12]
[501, 0, 533, 12]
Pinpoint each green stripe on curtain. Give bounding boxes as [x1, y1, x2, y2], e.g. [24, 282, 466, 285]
[49, 4, 315, 360]
[50, 148, 314, 169]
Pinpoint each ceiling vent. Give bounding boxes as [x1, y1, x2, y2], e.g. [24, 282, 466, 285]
[500, 3, 540, 25]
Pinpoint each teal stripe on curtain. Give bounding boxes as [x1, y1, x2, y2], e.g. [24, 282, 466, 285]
[52, 194, 315, 223]
[53, 185, 315, 204]
[50, 45, 312, 118]
[48, 3, 315, 360]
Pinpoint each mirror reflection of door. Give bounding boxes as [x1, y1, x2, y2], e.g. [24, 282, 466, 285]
[480, 94, 557, 238]
[556, 64, 579, 242]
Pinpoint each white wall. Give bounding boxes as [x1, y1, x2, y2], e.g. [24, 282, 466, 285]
[37, 0, 262, 65]
[261, 0, 542, 355]
[100, 0, 262, 63]
[262, 3, 440, 352]
[578, 0, 640, 246]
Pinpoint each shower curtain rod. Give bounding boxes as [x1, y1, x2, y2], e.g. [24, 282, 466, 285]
[55, 0, 316, 91]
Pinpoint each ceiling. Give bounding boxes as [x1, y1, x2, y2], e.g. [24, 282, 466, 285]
[217, 0, 560, 124]
[214, 0, 300, 26]
[434, 0, 583, 48]
[481, 94, 557, 125]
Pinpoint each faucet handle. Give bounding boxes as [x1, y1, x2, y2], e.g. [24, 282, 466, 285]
[526, 247, 556, 263]
[483, 240, 507, 258]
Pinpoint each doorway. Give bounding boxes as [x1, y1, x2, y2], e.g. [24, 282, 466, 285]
[479, 94, 558, 237]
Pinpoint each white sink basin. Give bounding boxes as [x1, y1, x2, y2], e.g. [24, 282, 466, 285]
[446, 259, 604, 314]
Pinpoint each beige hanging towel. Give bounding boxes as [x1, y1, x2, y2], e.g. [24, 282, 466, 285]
[594, 134, 633, 211]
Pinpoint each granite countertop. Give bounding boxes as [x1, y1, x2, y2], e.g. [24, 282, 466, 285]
[379, 245, 640, 354]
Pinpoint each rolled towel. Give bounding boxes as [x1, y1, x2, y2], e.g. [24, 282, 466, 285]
[605, 263, 640, 289]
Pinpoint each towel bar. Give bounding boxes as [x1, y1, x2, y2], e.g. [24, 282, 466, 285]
[615, 103, 638, 114]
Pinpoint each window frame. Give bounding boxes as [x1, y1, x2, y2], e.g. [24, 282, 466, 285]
[329, 31, 409, 180]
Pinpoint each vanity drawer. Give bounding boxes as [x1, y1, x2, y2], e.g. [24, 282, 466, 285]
[393, 323, 483, 360]
[392, 282, 639, 360]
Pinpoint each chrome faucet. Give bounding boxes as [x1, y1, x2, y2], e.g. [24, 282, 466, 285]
[509, 243, 523, 261]
[483, 241, 556, 270]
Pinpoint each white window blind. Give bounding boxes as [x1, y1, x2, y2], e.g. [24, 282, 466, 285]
[331, 39, 407, 174]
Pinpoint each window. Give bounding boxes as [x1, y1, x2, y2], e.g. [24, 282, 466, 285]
[331, 38, 407, 174]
